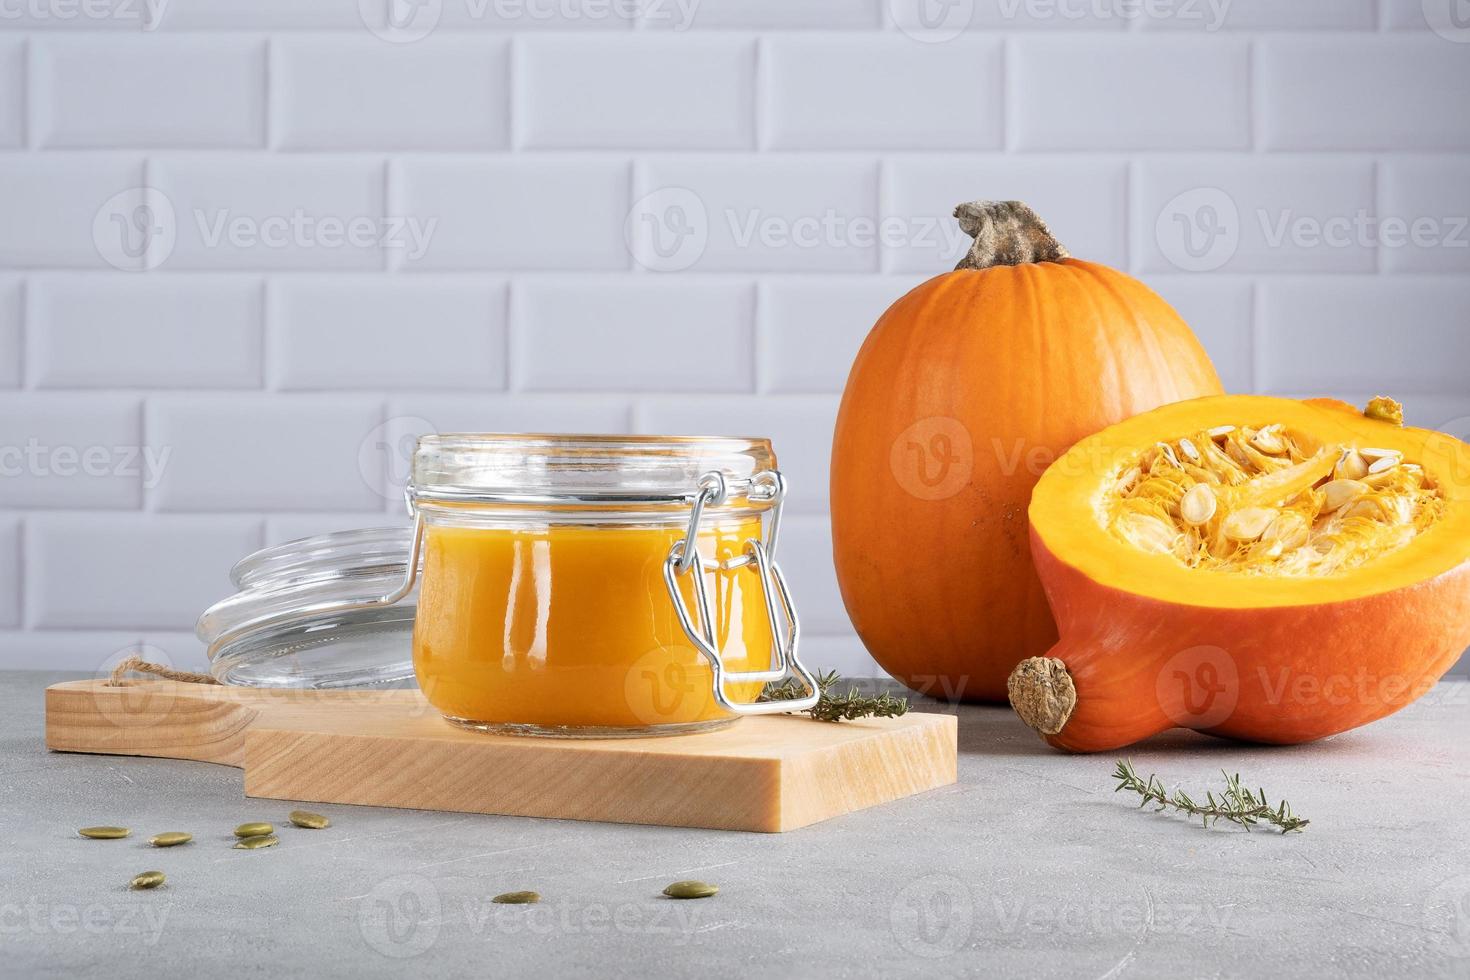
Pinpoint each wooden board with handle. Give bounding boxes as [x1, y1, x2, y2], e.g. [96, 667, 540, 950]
[44, 679, 957, 833]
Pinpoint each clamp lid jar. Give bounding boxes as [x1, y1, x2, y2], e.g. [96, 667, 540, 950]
[408, 433, 819, 737]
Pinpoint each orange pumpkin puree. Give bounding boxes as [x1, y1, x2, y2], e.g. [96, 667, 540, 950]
[412, 519, 770, 731]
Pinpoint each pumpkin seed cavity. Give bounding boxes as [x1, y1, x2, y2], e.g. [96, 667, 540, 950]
[1109, 421, 1444, 575]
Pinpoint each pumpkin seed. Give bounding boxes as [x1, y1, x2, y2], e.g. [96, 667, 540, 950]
[1207, 425, 1235, 441]
[1251, 427, 1287, 455]
[1179, 484, 1217, 526]
[149, 832, 192, 848]
[130, 871, 165, 890]
[79, 826, 130, 840]
[662, 880, 718, 900]
[288, 810, 330, 830]
[1262, 512, 1310, 550]
[1222, 507, 1275, 543]
[492, 891, 541, 905]
[1155, 442, 1182, 469]
[1358, 447, 1401, 462]
[234, 823, 273, 838]
[233, 834, 279, 850]
[1368, 456, 1399, 475]
[1336, 449, 1370, 481]
[1116, 513, 1178, 555]
[1179, 438, 1201, 463]
[1322, 479, 1369, 512]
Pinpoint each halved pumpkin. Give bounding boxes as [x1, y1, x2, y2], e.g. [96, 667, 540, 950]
[1009, 394, 1470, 752]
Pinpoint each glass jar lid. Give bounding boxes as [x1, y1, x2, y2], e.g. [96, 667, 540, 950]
[197, 526, 419, 688]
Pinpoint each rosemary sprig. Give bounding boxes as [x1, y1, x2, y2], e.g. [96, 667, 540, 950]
[758, 670, 909, 723]
[1112, 760, 1309, 834]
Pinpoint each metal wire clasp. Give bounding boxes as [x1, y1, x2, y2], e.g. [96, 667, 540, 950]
[662, 469, 820, 715]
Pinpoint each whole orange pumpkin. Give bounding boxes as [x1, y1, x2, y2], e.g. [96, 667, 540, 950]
[830, 201, 1223, 703]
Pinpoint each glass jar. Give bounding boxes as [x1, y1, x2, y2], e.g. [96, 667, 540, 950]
[196, 433, 819, 738]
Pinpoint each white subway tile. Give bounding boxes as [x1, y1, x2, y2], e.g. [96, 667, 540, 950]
[154, 0, 369, 29]
[635, 395, 839, 513]
[273, 37, 509, 151]
[0, 277, 20, 388]
[376, 395, 634, 499]
[798, 634, 881, 679]
[29, 275, 263, 388]
[776, 515, 850, 635]
[1141, 275, 1253, 393]
[28, 514, 260, 630]
[882, 157, 1128, 273]
[150, 156, 386, 270]
[1258, 279, 1470, 394]
[0, 631, 149, 673]
[634, 158, 879, 273]
[33, 36, 265, 148]
[1136, 158, 1376, 274]
[0, 39, 22, 148]
[0, 517, 17, 627]
[1141, 0, 1375, 30]
[886, 0, 1127, 31]
[0, 395, 142, 509]
[1383, 0, 1452, 31]
[648, 0, 877, 28]
[518, 36, 754, 150]
[760, 277, 921, 394]
[396, 157, 630, 270]
[763, 37, 1000, 150]
[1260, 38, 1470, 151]
[1380, 159, 1470, 275]
[0, 155, 145, 269]
[270, 276, 507, 390]
[1012, 37, 1250, 150]
[147, 395, 384, 511]
[516, 278, 754, 392]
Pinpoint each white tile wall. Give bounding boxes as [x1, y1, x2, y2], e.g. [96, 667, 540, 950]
[0, 11, 1467, 678]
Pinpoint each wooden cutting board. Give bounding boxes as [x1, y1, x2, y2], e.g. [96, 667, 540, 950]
[44, 679, 957, 833]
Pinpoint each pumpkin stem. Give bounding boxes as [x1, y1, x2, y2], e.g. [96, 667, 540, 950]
[1007, 656, 1076, 736]
[953, 201, 1070, 271]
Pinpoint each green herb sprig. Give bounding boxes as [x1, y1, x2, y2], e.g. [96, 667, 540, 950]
[1112, 760, 1309, 834]
[759, 670, 909, 723]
